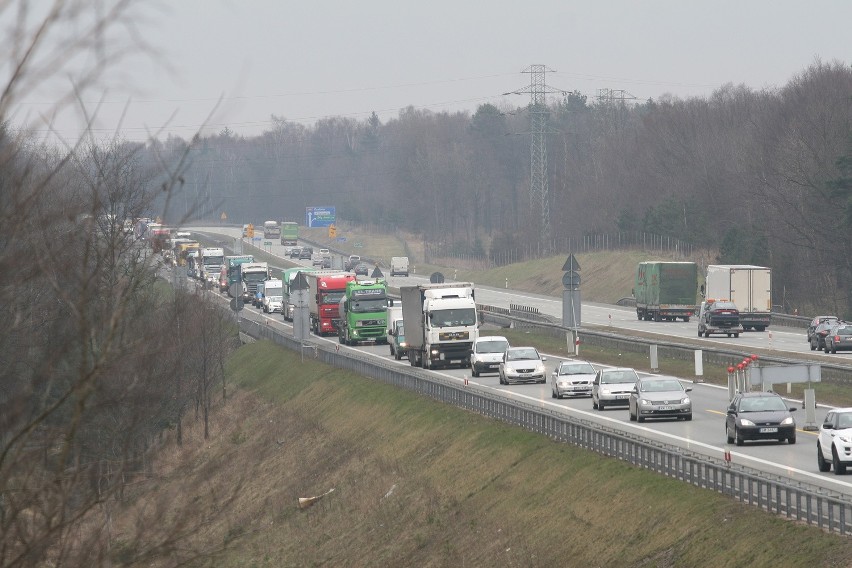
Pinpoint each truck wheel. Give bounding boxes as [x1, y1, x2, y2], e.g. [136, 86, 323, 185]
[636, 310, 642, 321]
[697, 330, 703, 337]
[653, 312, 661, 322]
[338, 334, 344, 345]
[756, 326, 766, 332]
[394, 350, 401, 361]
[734, 333, 740, 338]
[683, 317, 690, 323]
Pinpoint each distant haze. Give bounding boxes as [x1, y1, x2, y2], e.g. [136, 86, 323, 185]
[7, 0, 852, 143]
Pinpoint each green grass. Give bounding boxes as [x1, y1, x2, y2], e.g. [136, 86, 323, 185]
[129, 341, 852, 567]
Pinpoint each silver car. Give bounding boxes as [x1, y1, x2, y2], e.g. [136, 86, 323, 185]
[498, 347, 547, 385]
[592, 368, 640, 410]
[550, 360, 596, 399]
[628, 376, 692, 422]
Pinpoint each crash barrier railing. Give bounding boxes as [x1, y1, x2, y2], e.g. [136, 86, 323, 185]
[240, 317, 851, 536]
[509, 303, 556, 323]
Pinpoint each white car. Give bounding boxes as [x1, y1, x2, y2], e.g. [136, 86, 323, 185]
[498, 347, 547, 385]
[550, 360, 596, 398]
[817, 407, 852, 475]
[592, 367, 640, 410]
[470, 336, 510, 377]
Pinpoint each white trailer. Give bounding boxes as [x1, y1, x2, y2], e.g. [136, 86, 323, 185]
[704, 265, 772, 331]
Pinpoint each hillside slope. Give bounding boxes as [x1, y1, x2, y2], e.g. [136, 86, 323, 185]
[115, 342, 851, 567]
[301, 224, 713, 304]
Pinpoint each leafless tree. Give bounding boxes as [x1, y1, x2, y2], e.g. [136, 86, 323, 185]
[0, 2, 240, 565]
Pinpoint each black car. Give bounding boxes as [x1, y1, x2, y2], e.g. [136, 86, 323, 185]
[289, 247, 302, 259]
[808, 316, 838, 346]
[299, 246, 313, 260]
[725, 391, 797, 446]
[810, 321, 835, 351]
[824, 323, 852, 354]
[354, 262, 369, 276]
[697, 300, 742, 338]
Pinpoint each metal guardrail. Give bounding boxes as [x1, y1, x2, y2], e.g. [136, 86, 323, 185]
[239, 316, 852, 536]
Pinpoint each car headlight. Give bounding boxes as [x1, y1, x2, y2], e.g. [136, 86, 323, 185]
[780, 417, 794, 426]
[640, 399, 650, 405]
[601, 388, 611, 395]
[838, 435, 851, 443]
[558, 380, 569, 387]
[536, 364, 545, 374]
[681, 397, 690, 404]
[399, 342, 407, 348]
[739, 418, 755, 426]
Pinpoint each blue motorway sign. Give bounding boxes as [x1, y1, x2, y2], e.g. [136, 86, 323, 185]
[305, 206, 336, 228]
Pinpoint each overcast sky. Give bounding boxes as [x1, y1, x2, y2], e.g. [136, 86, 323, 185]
[8, 0, 852, 144]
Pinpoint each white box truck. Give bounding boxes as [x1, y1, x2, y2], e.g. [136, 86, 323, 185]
[704, 265, 772, 331]
[261, 278, 284, 313]
[390, 256, 409, 277]
[400, 282, 478, 369]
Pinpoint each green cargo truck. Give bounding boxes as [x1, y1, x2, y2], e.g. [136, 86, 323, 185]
[280, 221, 299, 246]
[337, 279, 389, 346]
[281, 266, 319, 321]
[634, 261, 698, 322]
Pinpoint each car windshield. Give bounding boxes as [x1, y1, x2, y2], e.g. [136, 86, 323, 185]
[600, 370, 637, 384]
[476, 340, 509, 354]
[558, 362, 595, 375]
[640, 379, 683, 392]
[837, 413, 852, 428]
[836, 326, 852, 336]
[506, 348, 539, 361]
[739, 396, 788, 412]
[711, 302, 737, 310]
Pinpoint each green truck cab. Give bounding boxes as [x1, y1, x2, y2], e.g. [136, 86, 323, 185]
[337, 279, 389, 346]
[633, 261, 698, 322]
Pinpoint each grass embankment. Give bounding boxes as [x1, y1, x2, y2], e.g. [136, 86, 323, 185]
[127, 341, 851, 567]
[300, 224, 700, 304]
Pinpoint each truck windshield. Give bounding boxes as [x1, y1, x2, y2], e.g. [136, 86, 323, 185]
[350, 298, 388, 313]
[321, 291, 345, 305]
[244, 273, 267, 283]
[430, 308, 477, 327]
[267, 295, 283, 302]
[203, 255, 224, 266]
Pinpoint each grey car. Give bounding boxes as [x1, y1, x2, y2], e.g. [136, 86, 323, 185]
[498, 347, 547, 385]
[592, 368, 640, 410]
[550, 360, 596, 398]
[628, 376, 692, 422]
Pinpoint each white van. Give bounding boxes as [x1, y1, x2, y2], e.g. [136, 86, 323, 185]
[390, 256, 409, 277]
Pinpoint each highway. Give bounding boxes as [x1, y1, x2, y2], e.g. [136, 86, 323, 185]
[186, 227, 852, 498]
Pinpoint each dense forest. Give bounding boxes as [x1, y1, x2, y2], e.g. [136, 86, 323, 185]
[148, 60, 852, 316]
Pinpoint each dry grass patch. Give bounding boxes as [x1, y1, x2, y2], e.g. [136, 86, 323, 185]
[106, 341, 852, 567]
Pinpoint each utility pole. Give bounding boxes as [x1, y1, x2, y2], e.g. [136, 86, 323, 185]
[506, 65, 566, 255]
